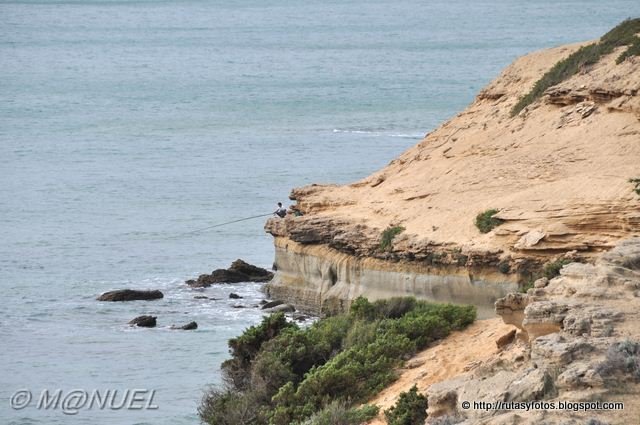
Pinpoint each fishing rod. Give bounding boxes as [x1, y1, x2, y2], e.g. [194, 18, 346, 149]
[167, 213, 274, 239]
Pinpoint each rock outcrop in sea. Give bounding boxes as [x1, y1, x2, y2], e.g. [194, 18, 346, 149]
[186, 259, 273, 288]
[128, 315, 157, 328]
[97, 289, 164, 302]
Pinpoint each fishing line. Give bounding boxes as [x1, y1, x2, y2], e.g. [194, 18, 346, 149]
[166, 213, 274, 239]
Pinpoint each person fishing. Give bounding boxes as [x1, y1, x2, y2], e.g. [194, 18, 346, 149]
[274, 202, 287, 218]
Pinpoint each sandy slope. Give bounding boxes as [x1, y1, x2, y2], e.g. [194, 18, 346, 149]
[366, 319, 516, 424]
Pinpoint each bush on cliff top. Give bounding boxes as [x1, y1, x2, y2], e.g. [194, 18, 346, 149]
[475, 209, 504, 233]
[511, 18, 640, 116]
[384, 385, 428, 425]
[200, 297, 476, 425]
[380, 226, 405, 252]
[630, 178, 640, 196]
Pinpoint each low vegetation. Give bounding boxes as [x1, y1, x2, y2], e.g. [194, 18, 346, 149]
[475, 209, 504, 233]
[199, 297, 476, 425]
[301, 401, 378, 425]
[380, 226, 405, 251]
[630, 178, 640, 196]
[519, 280, 535, 294]
[597, 340, 640, 382]
[511, 18, 640, 116]
[543, 258, 572, 280]
[384, 385, 428, 425]
[498, 260, 511, 274]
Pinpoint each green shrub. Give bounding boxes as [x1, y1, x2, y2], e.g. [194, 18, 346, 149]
[201, 298, 476, 425]
[343, 319, 381, 349]
[222, 312, 296, 389]
[198, 388, 260, 425]
[630, 178, 640, 196]
[511, 18, 640, 116]
[519, 280, 535, 294]
[384, 385, 428, 425]
[498, 260, 511, 274]
[380, 226, 405, 251]
[301, 401, 379, 425]
[475, 209, 504, 233]
[543, 259, 572, 279]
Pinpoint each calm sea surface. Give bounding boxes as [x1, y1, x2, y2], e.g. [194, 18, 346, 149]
[1, 1, 638, 423]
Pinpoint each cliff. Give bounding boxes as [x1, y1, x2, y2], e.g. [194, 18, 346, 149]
[367, 237, 640, 425]
[265, 32, 640, 315]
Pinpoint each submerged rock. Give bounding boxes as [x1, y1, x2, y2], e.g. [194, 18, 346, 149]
[229, 293, 242, 299]
[129, 315, 157, 328]
[97, 289, 164, 302]
[186, 259, 274, 287]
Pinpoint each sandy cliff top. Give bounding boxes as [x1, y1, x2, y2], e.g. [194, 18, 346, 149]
[279, 40, 640, 264]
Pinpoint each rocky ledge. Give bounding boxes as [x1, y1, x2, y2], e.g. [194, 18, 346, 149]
[424, 237, 640, 424]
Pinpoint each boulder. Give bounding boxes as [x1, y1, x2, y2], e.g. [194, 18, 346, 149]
[171, 321, 197, 330]
[495, 292, 530, 332]
[229, 293, 242, 299]
[97, 289, 164, 302]
[261, 300, 285, 309]
[129, 315, 157, 328]
[264, 304, 295, 313]
[186, 259, 274, 287]
[292, 312, 308, 321]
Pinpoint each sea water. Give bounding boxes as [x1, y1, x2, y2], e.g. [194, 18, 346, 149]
[1, 1, 638, 423]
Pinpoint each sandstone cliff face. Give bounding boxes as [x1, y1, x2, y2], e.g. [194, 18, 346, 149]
[267, 41, 639, 271]
[265, 40, 639, 313]
[266, 236, 516, 318]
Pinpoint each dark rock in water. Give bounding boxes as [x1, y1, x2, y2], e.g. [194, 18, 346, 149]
[263, 304, 295, 313]
[186, 259, 274, 287]
[97, 289, 164, 302]
[171, 321, 198, 330]
[232, 304, 247, 309]
[193, 296, 209, 299]
[129, 315, 157, 328]
[259, 299, 268, 305]
[261, 300, 285, 310]
[229, 293, 242, 299]
[292, 313, 308, 322]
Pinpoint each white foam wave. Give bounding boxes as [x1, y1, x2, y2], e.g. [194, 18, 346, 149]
[332, 129, 423, 139]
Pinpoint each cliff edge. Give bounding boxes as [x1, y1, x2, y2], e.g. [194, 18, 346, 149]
[265, 28, 640, 314]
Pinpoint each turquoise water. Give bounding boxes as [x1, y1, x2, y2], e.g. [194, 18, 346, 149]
[1, 1, 639, 424]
